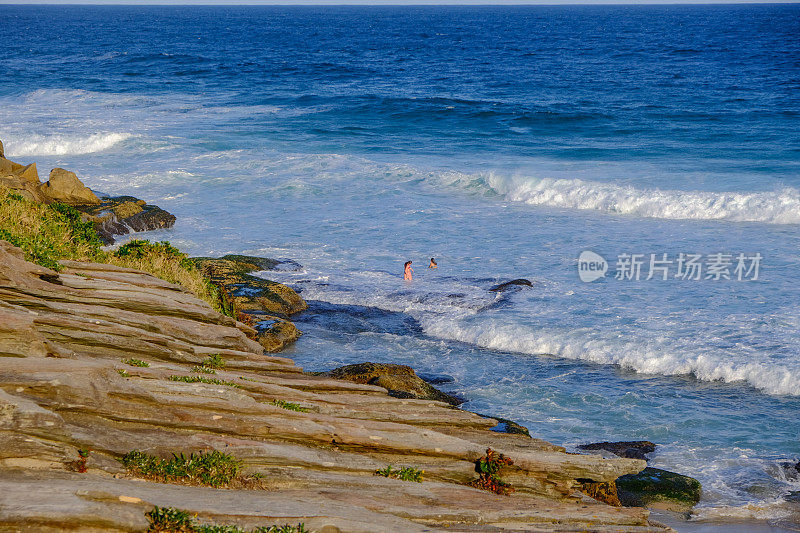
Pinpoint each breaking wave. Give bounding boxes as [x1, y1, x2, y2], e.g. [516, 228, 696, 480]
[439, 173, 800, 224]
[7, 132, 133, 156]
[420, 315, 800, 397]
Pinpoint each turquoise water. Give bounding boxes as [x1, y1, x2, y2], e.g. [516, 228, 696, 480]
[1, 4, 800, 524]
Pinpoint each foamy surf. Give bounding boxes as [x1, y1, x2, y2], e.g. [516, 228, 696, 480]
[6, 132, 133, 157]
[420, 315, 800, 397]
[438, 172, 800, 224]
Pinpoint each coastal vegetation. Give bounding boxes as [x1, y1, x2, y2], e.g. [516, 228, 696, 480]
[468, 448, 515, 495]
[374, 465, 424, 482]
[168, 375, 241, 388]
[267, 399, 310, 412]
[0, 190, 103, 270]
[146, 506, 309, 533]
[121, 450, 242, 488]
[0, 189, 228, 314]
[123, 358, 150, 367]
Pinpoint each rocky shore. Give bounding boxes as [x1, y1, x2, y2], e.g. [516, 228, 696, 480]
[0, 146, 683, 532]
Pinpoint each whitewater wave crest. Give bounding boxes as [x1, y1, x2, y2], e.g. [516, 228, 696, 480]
[420, 315, 800, 396]
[438, 172, 800, 224]
[7, 132, 133, 157]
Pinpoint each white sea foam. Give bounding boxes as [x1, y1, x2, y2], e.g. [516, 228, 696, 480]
[438, 172, 800, 224]
[6, 132, 133, 156]
[420, 315, 800, 396]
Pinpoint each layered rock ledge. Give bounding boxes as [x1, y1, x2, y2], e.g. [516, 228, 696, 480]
[0, 240, 671, 532]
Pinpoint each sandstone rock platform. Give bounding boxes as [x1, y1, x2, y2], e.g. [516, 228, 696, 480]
[0, 240, 671, 532]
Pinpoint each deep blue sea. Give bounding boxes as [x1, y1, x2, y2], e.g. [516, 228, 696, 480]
[2, 4, 800, 526]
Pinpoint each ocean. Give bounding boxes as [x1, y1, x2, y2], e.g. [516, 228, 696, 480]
[1, 3, 799, 525]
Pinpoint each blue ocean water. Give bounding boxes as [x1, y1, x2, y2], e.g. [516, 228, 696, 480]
[2, 4, 800, 525]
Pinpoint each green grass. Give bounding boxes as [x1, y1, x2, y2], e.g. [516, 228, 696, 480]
[0, 190, 103, 270]
[145, 507, 309, 533]
[117, 369, 130, 378]
[0, 190, 232, 315]
[191, 354, 225, 374]
[168, 375, 240, 388]
[202, 354, 225, 369]
[123, 358, 150, 367]
[122, 450, 242, 488]
[374, 465, 424, 483]
[267, 399, 310, 413]
[147, 506, 194, 532]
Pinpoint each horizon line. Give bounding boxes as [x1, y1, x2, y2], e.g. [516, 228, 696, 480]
[2, 1, 798, 4]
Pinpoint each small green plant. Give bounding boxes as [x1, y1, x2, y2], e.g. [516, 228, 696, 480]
[268, 399, 310, 413]
[117, 369, 130, 377]
[468, 448, 514, 495]
[375, 465, 424, 483]
[253, 526, 310, 533]
[122, 450, 242, 488]
[67, 448, 91, 473]
[123, 358, 150, 367]
[191, 366, 216, 374]
[146, 506, 194, 532]
[168, 375, 240, 388]
[144, 507, 308, 533]
[202, 354, 225, 369]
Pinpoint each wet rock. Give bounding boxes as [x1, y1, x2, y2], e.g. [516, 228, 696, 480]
[80, 196, 176, 245]
[579, 480, 622, 507]
[40, 168, 100, 205]
[213, 254, 281, 272]
[193, 255, 306, 352]
[194, 256, 307, 317]
[615, 467, 701, 512]
[577, 441, 657, 461]
[489, 279, 533, 292]
[255, 317, 302, 353]
[487, 416, 531, 437]
[417, 372, 455, 385]
[325, 362, 464, 406]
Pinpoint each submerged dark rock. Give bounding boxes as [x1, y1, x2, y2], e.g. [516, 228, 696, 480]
[417, 372, 455, 385]
[489, 279, 533, 292]
[577, 441, 656, 461]
[487, 416, 531, 438]
[615, 467, 701, 511]
[79, 196, 176, 244]
[324, 362, 464, 406]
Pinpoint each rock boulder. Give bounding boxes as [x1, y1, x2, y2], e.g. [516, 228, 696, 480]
[325, 362, 465, 406]
[40, 167, 100, 205]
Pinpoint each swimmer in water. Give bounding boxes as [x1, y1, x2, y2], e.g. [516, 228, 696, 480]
[428, 257, 438, 269]
[403, 260, 413, 281]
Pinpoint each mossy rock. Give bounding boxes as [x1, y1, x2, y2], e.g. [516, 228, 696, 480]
[616, 467, 701, 512]
[324, 362, 463, 406]
[255, 317, 302, 353]
[193, 257, 307, 317]
[111, 200, 144, 219]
